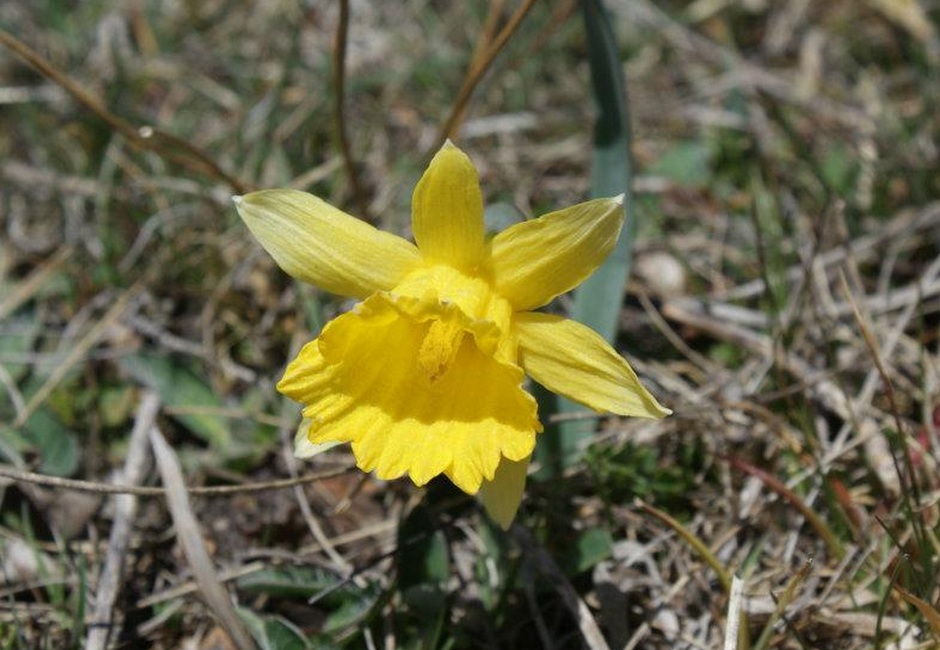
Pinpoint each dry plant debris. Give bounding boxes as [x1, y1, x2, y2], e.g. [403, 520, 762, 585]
[1, 1, 939, 649]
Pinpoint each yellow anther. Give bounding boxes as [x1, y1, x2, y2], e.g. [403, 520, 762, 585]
[418, 319, 466, 382]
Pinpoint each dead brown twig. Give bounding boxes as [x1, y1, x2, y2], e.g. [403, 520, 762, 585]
[0, 29, 251, 194]
[331, 0, 365, 215]
[0, 465, 353, 497]
[432, 0, 540, 151]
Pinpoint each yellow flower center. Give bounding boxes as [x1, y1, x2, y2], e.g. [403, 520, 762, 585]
[276, 288, 540, 496]
[391, 262, 515, 363]
[418, 319, 466, 383]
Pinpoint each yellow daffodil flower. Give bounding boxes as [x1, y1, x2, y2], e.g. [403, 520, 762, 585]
[234, 141, 670, 528]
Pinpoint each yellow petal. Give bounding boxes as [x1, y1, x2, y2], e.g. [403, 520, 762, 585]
[479, 455, 529, 529]
[234, 190, 420, 298]
[278, 293, 540, 494]
[411, 141, 485, 272]
[491, 196, 624, 311]
[294, 419, 343, 458]
[514, 312, 671, 418]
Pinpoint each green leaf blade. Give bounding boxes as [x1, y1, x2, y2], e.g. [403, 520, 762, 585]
[540, 0, 637, 473]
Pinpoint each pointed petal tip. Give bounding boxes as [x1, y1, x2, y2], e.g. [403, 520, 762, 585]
[232, 195, 243, 206]
[412, 138, 485, 270]
[613, 193, 625, 205]
[490, 196, 628, 310]
[293, 419, 345, 458]
[640, 393, 673, 419]
[514, 313, 672, 419]
[648, 404, 673, 419]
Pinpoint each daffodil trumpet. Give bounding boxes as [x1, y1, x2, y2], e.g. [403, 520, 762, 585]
[234, 141, 669, 528]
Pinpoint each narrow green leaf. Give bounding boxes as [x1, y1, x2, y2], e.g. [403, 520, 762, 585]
[540, 0, 636, 473]
[238, 608, 311, 650]
[237, 565, 338, 599]
[484, 201, 525, 236]
[574, 0, 635, 342]
[397, 503, 449, 648]
[321, 581, 381, 634]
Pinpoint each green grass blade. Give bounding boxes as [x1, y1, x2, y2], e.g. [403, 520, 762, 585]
[572, 0, 635, 339]
[540, 0, 635, 472]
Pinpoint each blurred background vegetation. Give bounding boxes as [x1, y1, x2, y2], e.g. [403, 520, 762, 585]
[1, 1, 940, 648]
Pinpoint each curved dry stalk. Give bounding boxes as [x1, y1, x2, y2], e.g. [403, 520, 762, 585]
[0, 465, 353, 497]
[150, 426, 256, 650]
[638, 499, 733, 592]
[432, 0, 540, 151]
[639, 499, 752, 649]
[728, 457, 846, 561]
[332, 0, 364, 214]
[0, 29, 250, 194]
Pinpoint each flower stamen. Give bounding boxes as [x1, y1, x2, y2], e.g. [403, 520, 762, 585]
[418, 319, 466, 383]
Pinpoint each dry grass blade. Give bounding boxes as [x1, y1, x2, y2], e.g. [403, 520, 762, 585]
[838, 272, 908, 444]
[148, 427, 257, 650]
[864, 0, 938, 47]
[638, 499, 733, 592]
[86, 391, 159, 650]
[724, 574, 746, 650]
[892, 584, 940, 638]
[331, 0, 363, 213]
[752, 559, 813, 650]
[0, 247, 72, 321]
[0, 28, 249, 193]
[728, 457, 845, 561]
[11, 283, 141, 429]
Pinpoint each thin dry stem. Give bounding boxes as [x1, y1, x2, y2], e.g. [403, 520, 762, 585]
[433, 0, 539, 151]
[332, 0, 365, 215]
[0, 29, 249, 193]
[0, 465, 353, 497]
[150, 426, 256, 650]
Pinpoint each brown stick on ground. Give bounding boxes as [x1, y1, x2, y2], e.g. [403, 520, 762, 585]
[150, 426, 257, 650]
[86, 391, 160, 650]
